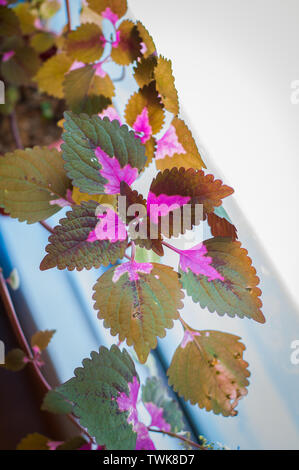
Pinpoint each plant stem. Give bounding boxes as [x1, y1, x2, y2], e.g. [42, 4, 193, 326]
[65, 0, 71, 32]
[161, 240, 181, 254]
[10, 111, 23, 150]
[148, 427, 206, 450]
[39, 220, 55, 234]
[131, 241, 136, 261]
[0, 269, 94, 443]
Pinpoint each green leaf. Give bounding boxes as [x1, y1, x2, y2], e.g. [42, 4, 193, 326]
[0, 146, 71, 224]
[31, 329, 56, 351]
[63, 64, 113, 114]
[61, 111, 146, 194]
[1, 45, 41, 86]
[135, 246, 160, 264]
[167, 328, 250, 416]
[57, 436, 87, 450]
[0, 6, 21, 37]
[41, 390, 73, 415]
[142, 377, 184, 432]
[57, 345, 138, 450]
[179, 237, 265, 323]
[4, 348, 27, 372]
[17, 433, 51, 450]
[93, 262, 184, 363]
[40, 201, 127, 271]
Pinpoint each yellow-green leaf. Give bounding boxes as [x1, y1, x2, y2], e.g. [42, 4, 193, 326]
[65, 22, 104, 63]
[168, 328, 250, 416]
[156, 117, 206, 171]
[93, 262, 184, 363]
[0, 146, 71, 224]
[154, 56, 179, 115]
[179, 237, 265, 323]
[125, 82, 165, 136]
[111, 20, 141, 66]
[31, 330, 56, 351]
[35, 53, 72, 99]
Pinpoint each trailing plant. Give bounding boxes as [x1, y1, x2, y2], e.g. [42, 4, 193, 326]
[0, 0, 264, 451]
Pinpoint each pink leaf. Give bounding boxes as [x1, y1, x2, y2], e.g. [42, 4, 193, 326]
[144, 402, 171, 432]
[102, 7, 119, 26]
[93, 62, 106, 78]
[174, 243, 225, 281]
[156, 125, 186, 160]
[2, 50, 15, 63]
[49, 189, 74, 208]
[99, 106, 122, 125]
[87, 208, 127, 243]
[147, 191, 190, 224]
[132, 107, 152, 143]
[95, 146, 138, 194]
[181, 329, 201, 349]
[112, 261, 153, 283]
[116, 376, 155, 450]
[69, 60, 85, 72]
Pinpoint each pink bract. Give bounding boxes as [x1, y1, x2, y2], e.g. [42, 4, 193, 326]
[95, 146, 138, 194]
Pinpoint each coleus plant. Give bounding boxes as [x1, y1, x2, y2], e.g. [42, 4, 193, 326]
[0, 0, 265, 451]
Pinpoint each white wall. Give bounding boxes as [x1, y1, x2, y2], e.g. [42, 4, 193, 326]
[129, 0, 299, 307]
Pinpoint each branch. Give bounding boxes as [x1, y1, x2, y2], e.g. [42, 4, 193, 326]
[0, 269, 94, 443]
[148, 427, 207, 450]
[39, 220, 55, 234]
[10, 111, 23, 150]
[65, 0, 71, 32]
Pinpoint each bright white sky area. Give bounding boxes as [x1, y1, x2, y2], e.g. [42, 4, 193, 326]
[129, 0, 299, 307]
